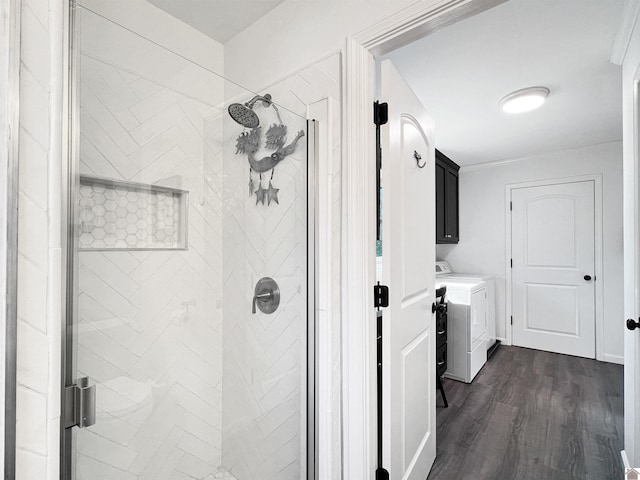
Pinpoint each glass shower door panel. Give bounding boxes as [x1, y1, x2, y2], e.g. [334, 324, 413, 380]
[69, 5, 309, 480]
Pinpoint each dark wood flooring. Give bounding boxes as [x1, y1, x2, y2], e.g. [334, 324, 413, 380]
[428, 346, 624, 480]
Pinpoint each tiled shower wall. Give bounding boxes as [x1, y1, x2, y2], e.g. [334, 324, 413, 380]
[75, 52, 225, 479]
[221, 53, 342, 480]
[15, 0, 60, 477]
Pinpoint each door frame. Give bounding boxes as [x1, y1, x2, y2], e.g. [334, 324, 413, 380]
[1, 0, 22, 477]
[342, 0, 507, 477]
[504, 175, 604, 360]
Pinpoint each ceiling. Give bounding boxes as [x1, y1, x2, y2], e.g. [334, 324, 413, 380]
[384, 0, 624, 166]
[147, 0, 284, 43]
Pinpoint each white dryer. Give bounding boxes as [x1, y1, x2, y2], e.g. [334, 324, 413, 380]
[436, 277, 488, 383]
[436, 261, 497, 353]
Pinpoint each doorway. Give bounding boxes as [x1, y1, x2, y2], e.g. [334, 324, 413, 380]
[371, 0, 625, 478]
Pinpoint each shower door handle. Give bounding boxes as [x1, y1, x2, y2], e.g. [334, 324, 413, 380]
[64, 377, 96, 429]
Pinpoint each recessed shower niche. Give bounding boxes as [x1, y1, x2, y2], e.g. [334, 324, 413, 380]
[78, 176, 188, 251]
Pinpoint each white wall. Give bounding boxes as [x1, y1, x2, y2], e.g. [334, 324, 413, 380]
[437, 141, 624, 362]
[224, 1, 417, 92]
[80, 0, 223, 79]
[621, 0, 640, 465]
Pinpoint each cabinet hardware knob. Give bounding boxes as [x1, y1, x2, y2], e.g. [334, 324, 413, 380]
[584, 275, 592, 281]
[627, 319, 640, 331]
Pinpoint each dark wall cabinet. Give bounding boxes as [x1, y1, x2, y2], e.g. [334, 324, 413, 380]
[436, 150, 460, 244]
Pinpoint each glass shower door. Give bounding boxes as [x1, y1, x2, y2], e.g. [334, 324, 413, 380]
[64, 4, 313, 480]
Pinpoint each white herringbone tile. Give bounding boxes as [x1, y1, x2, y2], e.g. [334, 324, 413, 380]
[77, 56, 225, 480]
[76, 48, 342, 480]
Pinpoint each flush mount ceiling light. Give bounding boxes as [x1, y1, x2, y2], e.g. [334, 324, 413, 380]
[499, 86, 550, 114]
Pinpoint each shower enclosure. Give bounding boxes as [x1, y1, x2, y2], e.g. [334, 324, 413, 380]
[61, 3, 317, 479]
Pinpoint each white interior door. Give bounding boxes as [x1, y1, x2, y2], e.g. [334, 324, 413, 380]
[380, 59, 436, 480]
[511, 181, 595, 358]
[624, 66, 640, 468]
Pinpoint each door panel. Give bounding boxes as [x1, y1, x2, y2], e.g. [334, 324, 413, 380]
[65, 6, 312, 480]
[380, 59, 436, 480]
[435, 162, 446, 243]
[445, 169, 458, 241]
[511, 181, 595, 358]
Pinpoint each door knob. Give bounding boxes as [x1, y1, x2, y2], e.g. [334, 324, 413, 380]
[627, 319, 640, 331]
[584, 275, 592, 281]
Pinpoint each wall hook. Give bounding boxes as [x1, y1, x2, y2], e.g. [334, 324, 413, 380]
[414, 150, 426, 168]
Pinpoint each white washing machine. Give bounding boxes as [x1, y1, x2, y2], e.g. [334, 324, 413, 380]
[436, 276, 488, 383]
[436, 261, 497, 353]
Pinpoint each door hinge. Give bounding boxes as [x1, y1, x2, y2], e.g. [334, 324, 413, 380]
[374, 101, 388, 127]
[510, 201, 512, 211]
[64, 377, 96, 429]
[511, 315, 513, 325]
[510, 258, 513, 268]
[374, 282, 389, 309]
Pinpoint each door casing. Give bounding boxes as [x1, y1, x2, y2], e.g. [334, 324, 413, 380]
[504, 175, 604, 360]
[342, 0, 508, 477]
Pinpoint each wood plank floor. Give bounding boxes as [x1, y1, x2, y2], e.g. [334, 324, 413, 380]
[428, 346, 624, 480]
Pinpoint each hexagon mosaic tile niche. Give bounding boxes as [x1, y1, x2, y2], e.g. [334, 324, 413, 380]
[78, 177, 188, 250]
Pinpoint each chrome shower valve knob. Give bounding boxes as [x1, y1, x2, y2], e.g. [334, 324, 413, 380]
[252, 277, 280, 314]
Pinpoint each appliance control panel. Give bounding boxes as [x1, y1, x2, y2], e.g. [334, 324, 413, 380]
[435, 261, 452, 275]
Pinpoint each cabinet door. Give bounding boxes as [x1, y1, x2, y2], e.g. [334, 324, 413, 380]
[435, 160, 447, 243]
[444, 168, 459, 242]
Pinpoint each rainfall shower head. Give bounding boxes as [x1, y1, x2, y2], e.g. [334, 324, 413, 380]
[228, 93, 281, 128]
[228, 103, 260, 128]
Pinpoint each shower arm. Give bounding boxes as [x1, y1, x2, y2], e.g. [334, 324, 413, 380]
[245, 94, 283, 125]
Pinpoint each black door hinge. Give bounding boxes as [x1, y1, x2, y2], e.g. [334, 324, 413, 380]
[510, 201, 512, 211]
[374, 101, 388, 126]
[511, 315, 513, 325]
[510, 258, 513, 268]
[374, 282, 389, 309]
[375, 101, 388, 242]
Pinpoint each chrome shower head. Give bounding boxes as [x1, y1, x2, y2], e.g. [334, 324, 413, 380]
[228, 102, 260, 128]
[228, 94, 280, 128]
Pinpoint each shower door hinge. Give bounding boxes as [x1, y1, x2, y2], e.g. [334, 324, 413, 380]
[374, 283, 389, 309]
[373, 102, 388, 127]
[64, 377, 96, 429]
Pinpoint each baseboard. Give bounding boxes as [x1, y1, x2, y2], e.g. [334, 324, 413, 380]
[604, 354, 624, 365]
[496, 336, 509, 346]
